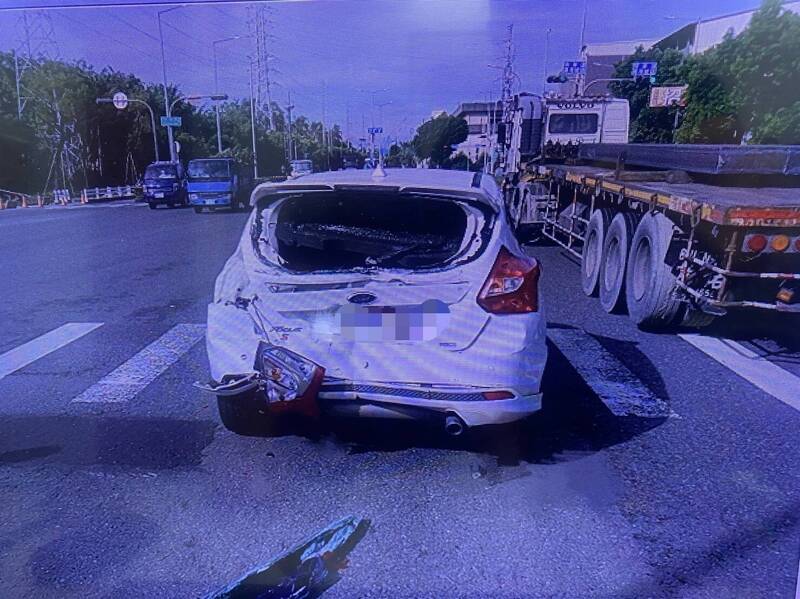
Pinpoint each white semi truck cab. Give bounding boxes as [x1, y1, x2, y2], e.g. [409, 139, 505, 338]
[502, 93, 629, 174]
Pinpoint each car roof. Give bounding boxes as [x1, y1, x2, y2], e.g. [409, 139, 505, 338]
[252, 168, 502, 210]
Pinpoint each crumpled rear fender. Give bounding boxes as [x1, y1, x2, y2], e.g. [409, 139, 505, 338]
[206, 302, 261, 383]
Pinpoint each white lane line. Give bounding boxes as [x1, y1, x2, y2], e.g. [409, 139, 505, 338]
[0, 323, 103, 381]
[680, 334, 800, 412]
[548, 328, 671, 418]
[72, 324, 206, 403]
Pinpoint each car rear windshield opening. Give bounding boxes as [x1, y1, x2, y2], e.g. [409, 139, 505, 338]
[272, 192, 469, 271]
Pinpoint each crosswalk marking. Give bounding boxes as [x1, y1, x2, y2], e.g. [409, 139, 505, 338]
[72, 324, 206, 404]
[680, 334, 800, 413]
[548, 328, 671, 418]
[0, 323, 103, 381]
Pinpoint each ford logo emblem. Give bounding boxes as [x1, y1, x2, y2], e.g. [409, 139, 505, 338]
[348, 292, 378, 305]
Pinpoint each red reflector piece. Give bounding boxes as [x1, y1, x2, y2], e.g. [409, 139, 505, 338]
[795, 237, 800, 251]
[482, 390, 514, 401]
[746, 234, 767, 253]
[477, 246, 540, 314]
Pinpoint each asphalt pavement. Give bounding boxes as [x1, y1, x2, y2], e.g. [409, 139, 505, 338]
[0, 200, 799, 598]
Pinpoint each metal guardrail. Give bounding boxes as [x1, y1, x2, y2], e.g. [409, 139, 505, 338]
[0, 188, 71, 209]
[1, 185, 142, 210]
[80, 185, 140, 203]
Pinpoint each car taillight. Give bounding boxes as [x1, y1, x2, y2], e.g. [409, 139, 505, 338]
[771, 234, 790, 252]
[477, 246, 540, 314]
[746, 234, 767, 253]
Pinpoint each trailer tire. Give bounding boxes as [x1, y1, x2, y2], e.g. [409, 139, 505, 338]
[599, 211, 638, 313]
[217, 393, 271, 436]
[580, 208, 611, 297]
[625, 212, 683, 330]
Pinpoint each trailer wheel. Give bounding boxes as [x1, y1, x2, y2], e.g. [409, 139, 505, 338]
[625, 212, 683, 329]
[599, 212, 638, 313]
[580, 208, 611, 297]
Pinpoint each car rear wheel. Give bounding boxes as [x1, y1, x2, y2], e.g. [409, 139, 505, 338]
[217, 393, 271, 436]
[580, 208, 611, 297]
[148, 202, 158, 210]
[625, 212, 683, 329]
[599, 212, 638, 313]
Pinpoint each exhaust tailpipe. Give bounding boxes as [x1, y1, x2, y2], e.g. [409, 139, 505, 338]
[444, 414, 466, 437]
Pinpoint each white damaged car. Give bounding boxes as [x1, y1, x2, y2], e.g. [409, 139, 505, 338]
[203, 168, 547, 436]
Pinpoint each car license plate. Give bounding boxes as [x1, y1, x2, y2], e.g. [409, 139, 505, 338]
[336, 300, 450, 342]
[155, 192, 164, 198]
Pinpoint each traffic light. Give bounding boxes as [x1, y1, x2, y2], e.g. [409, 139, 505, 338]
[546, 73, 569, 84]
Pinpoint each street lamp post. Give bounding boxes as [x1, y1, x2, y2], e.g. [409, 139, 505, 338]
[169, 93, 229, 119]
[248, 56, 259, 179]
[157, 6, 182, 162]
[212, 36, 243, 155]
[96, 97, 160, 162]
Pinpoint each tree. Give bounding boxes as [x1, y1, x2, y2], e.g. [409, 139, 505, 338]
[609, 46, 686, 143]
[678, 0, 800, 143]
[411, 114, 468, 167]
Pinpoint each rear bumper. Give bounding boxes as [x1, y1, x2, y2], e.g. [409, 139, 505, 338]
[318, 380, 542, 426]
[144, 190, 181, 203]
[190, 194, 232, 207]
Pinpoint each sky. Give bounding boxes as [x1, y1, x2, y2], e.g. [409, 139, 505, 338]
[0, 0, 763, 141]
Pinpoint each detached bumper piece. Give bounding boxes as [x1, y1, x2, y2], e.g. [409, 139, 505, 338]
[196, 343, 325, 418]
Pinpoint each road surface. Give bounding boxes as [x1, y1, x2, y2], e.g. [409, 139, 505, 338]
[0, 200, 798, 598]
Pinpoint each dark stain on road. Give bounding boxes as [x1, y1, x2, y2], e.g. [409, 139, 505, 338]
[0, 444, 61, 464]
[0, 415, 216, 470]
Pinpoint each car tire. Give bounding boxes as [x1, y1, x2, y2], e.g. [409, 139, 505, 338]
[148, 202, 158, 210]
[580, 208, 611, 297]
[193, 206, 203, 214]
[625, 212, 683, 330]
[599, 212, 638, 313]
[217, 393, 271, 436]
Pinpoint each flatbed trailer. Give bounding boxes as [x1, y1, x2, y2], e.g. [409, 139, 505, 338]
[507, 161, 800, 328]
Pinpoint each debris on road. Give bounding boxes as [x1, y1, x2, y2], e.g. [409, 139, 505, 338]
[207, 516, 370, 599]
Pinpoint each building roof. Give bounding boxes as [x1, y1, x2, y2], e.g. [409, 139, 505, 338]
[582, 39, 658, 57]
[453, 101, 502, 117]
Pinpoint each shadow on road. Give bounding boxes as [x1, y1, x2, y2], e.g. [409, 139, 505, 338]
[0, 415, 216, 470]
[248, 336, 668, 468]
[705, 312, 800, 361]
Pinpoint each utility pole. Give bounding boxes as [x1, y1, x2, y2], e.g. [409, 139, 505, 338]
[322, 80, 329, 170]
[248, 57, 259, 179]
[286, 93, 295, 162]
[249, 4, 276, 130]
[498, 23, 517, 158]
[542, 27, 552, 94]
[157, 6, 181, 162]
[213, 36, 242, 155]
[577, 0, 589, 95]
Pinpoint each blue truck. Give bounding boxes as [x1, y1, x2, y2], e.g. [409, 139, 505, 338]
[143, 161, 187, 209]
[187, 158, 251, 213]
